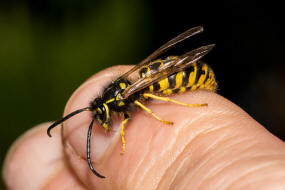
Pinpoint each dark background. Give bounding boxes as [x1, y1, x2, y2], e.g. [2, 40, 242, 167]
[1, 0, 284, 188]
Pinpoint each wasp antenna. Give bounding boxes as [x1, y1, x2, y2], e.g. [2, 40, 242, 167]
[87, 119, 106, 178]
[47, 107, 91, 137]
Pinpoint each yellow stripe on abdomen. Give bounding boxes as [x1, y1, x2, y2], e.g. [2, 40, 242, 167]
[197, 64, 208, 86]
[187, 63, 197, 87]
[149, 85, 154, 92]
[174, 71, 183, 89]
[158, 77, 170, 92]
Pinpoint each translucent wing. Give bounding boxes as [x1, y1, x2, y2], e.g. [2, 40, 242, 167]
[118, 26, 204, 80]
[122, 44, 215, 98]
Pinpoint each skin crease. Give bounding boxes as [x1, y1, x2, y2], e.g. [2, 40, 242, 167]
[3, 65, 285, 190]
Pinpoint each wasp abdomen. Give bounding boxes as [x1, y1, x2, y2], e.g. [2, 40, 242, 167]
[139, 60, 217, 96]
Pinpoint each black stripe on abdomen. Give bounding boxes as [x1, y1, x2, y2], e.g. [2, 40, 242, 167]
[168, 74, 176, 89]
[182, 66, 194, 86]
[194, 62, 203, 85]
[153, 82, 161, 91]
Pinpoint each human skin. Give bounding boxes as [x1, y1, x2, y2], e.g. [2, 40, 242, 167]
[3, 66, 285, 190]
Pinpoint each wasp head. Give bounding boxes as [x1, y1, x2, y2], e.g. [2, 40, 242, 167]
[90, 97, 110, 131]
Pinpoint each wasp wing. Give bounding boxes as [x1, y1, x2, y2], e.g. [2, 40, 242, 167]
[118, 26, 204, 80]
[122, 44, 215, 98]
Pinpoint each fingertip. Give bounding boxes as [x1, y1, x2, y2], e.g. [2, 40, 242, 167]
[59, 64, 221, 188]
[58, 65, 285, 189]
[56, 65, 239, 189]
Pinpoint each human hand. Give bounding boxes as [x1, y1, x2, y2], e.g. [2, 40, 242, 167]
[3, 66, 285, 189]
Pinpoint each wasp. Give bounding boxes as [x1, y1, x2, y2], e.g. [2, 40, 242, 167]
[47, 26, 217, 178]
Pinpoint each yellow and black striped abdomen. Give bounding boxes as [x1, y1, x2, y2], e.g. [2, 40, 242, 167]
[139, 59, 217, 96]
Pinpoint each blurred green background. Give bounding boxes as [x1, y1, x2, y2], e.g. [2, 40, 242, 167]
[0, 1, 150, 188]
[1, 0, 284, 189]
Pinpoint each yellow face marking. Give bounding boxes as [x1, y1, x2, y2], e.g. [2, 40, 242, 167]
[118, 101, 125, 107]
[103, 103, 109, 121]
[175, 71, 183, 89]
[119, 83, 127, 89]
[158, 78, 169, 91]
[96, 108, 102, 114]
[187, 63, 197, 87]
[106, 98, 115, 104]
[197, 64, 208, 86]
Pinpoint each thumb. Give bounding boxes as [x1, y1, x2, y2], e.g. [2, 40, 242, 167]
[3, 66, 285, 190]
[62, 66, 285, 189]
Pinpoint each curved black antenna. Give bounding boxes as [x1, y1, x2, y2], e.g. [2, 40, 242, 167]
[47, 107, 91, 137]
[87, 119, 106, 178]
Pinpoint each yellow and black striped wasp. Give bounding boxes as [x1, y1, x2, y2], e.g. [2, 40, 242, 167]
[47, 26, 217, 178]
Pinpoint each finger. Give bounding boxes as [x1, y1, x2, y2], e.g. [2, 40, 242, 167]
[2, 123, 87, 190]
[61, 65, 285, 189]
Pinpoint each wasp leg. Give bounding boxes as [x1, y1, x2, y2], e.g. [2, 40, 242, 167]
[134, 100, 174, 125]
[143, 93, 208, 107]
[120, 113, 130, 155]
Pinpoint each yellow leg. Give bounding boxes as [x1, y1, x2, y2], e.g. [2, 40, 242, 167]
[143, 93, 208, 107]
[120, 118, 129, 155]
[134, 100, 173, 125]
